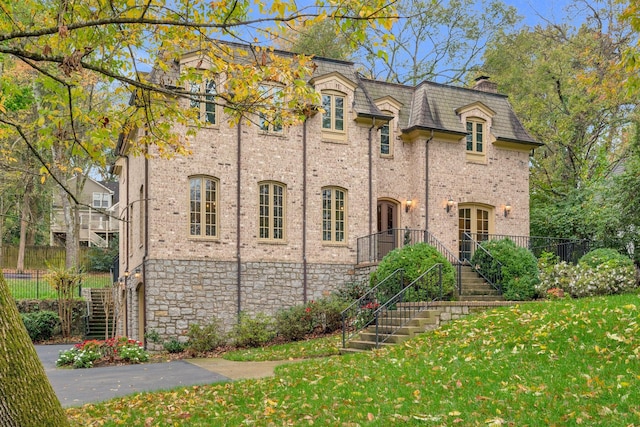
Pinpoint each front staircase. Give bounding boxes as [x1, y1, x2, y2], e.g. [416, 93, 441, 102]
[340, 307, 443, 353]
[458, 265, 504, 301]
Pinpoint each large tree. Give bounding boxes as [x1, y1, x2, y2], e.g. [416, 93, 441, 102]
[0, 272, 68, 426]
[481, 0, 638, 239]
[0, 0, 396, 422]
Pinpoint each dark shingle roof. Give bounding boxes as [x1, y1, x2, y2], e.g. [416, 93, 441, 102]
[144, 43, 539, 147]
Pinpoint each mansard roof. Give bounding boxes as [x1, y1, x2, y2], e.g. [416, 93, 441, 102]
[147, 42, 539, 147]
[308, 56, 538, 146]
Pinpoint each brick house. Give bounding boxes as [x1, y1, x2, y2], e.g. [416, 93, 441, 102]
[113, 47, 540, 343]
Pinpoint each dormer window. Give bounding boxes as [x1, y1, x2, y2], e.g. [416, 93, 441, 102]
[258, 85, 284, 133]
[380, 123, 390, 155]
[189, 79, 217, 125]
[321, 93, 345, 132]
[466, 119, 484, 153]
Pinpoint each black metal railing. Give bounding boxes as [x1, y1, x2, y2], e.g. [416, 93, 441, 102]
[370, 263, 443, 347]
[357, 228, 430, 264]
[341, 269, 404, 348]
[462, 233, 591, 264]
[357, 230, 594, 267]
[462, 232, 503, 293]
[424, 230, 463, 294]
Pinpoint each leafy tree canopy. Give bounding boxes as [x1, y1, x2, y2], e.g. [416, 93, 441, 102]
[0, 0, 396, 168]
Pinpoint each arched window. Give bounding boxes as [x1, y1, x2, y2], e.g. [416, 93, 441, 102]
[189, 176, 218, 237]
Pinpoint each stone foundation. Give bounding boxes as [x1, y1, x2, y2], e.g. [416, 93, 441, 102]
[125, 259, 358, 343]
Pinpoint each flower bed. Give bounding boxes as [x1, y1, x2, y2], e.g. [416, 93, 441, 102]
[57, 337, 149, 369]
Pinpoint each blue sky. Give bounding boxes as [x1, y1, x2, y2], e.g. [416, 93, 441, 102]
[505, 0, 583, 27]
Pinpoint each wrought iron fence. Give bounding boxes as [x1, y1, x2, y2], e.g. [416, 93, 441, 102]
[3, 271, 112, 299]
[462, 233, 591, 264]
[1, 245, 113, 299]
[357, 229, 594, 266]
[357, 228, 440, 264]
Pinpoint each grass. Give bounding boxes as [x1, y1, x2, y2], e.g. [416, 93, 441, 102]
[222, 333, 342, 361]
[67, 294, 640, 426]
[6, 272, 112, 299]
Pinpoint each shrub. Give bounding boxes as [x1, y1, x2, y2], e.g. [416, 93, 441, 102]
[371, 243, 455, 302]
[471, 239, 539, 301]
[311, 297, 350, 333]
[85, 237, 118, 272]
[231, 312, 276, 348]
[537, 248, 636, 298]
[579, 248, 633, 269]
[186, 319, 226, 353]
[275, 304, 313, 341]
[21, 310, 60, 342]
[163, 338, 186, 353]
[333, 280, 370, 302]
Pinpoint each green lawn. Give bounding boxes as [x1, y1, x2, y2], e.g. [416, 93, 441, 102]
[7, 273, 112, 299]
[67, 294, 640, 426]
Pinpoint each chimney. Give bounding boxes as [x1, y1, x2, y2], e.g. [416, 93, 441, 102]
[473, 75, 498, 93]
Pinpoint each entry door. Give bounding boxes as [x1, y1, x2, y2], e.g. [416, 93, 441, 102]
[377, 200, 398, 259]
[459, 206, 491, 261]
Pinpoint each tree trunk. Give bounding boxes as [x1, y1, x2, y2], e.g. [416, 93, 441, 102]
[60, 189, 80, 270]
[16, 180, 33, 272]
[0, 272, 69, 426]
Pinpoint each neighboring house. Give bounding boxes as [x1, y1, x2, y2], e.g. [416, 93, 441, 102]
[50, 176, 119, 248]
[114, 45, 541, 344]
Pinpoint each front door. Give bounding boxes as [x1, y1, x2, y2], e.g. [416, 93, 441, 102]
[459, 205, 491, 261]
[377, 200, 398, 260]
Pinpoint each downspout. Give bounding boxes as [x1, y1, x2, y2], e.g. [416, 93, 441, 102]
[142, 144, 149, 344]
[368, 119, 376, 236]
[236, 121, 242, 319]
[124, 155, 130, 337]
[425, 130, 434, 231]
[302, 118, 308, 303]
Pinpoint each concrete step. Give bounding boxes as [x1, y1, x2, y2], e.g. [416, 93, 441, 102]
[346, 339, 396, 351]
[461, 288, 501, 295]
[458, 295, 504, 301]
[358, 332, 411, 344]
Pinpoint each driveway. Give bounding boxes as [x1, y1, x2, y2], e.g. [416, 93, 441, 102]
[37, 345, 230, 407]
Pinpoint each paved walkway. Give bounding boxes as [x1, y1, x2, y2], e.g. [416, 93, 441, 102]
[37, 345, 297, 408]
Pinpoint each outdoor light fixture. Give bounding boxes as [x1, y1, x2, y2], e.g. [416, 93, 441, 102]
[504, 203, 512, 217]
[124, 270, 130, 277]
[405, 199, 413, 213]
[134, 268, 141, 279]
[446, 198, 454, 213]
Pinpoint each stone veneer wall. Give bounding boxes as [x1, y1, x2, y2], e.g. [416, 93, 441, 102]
[16, 299, 87, 338]
[131, 259, 359, 343]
